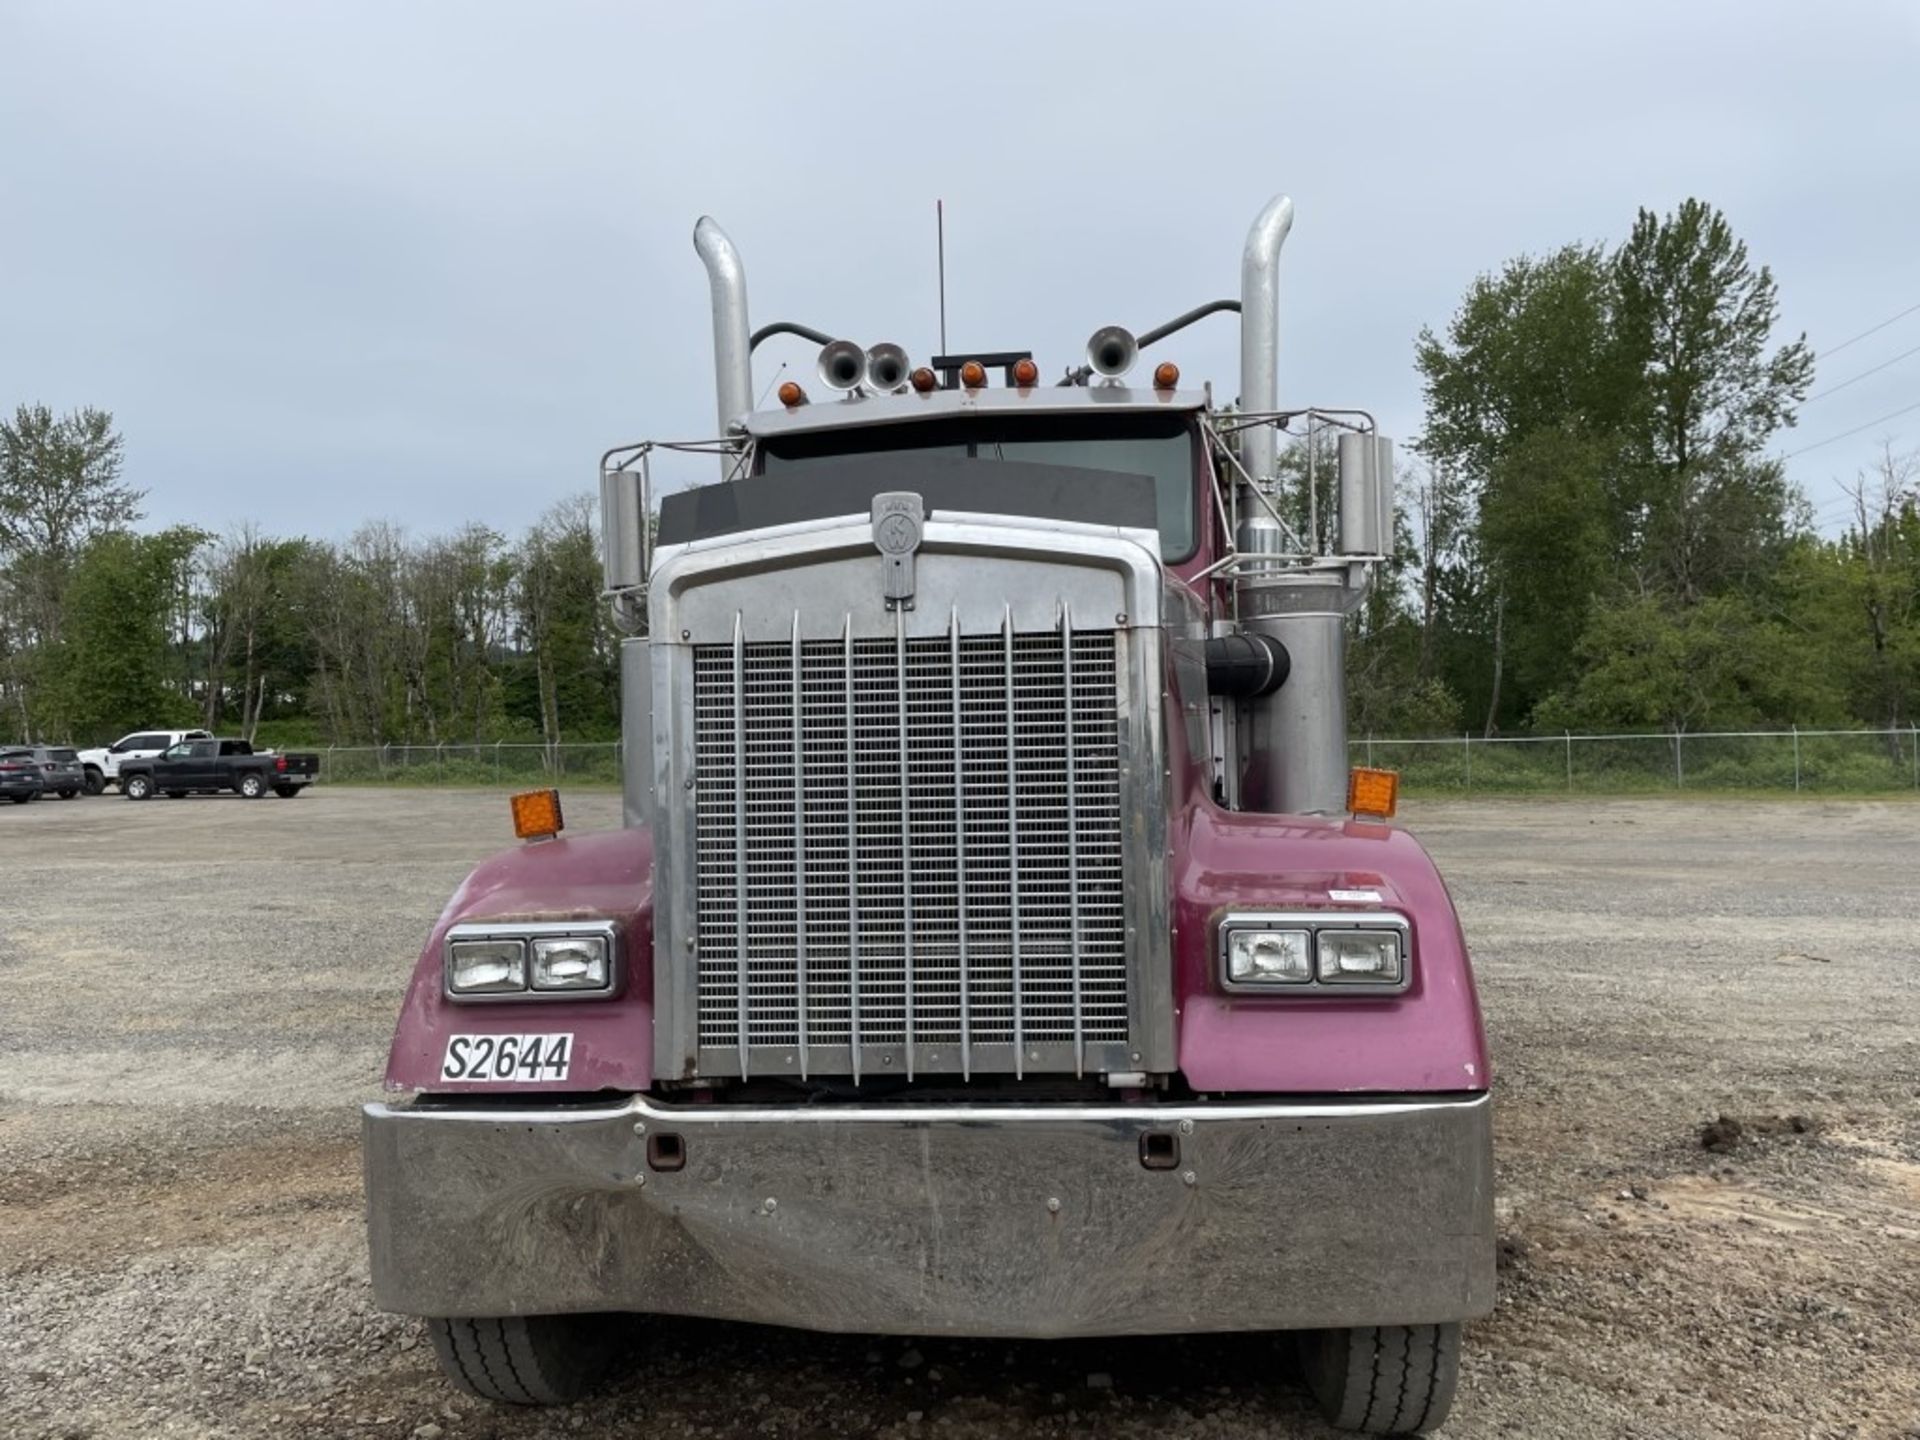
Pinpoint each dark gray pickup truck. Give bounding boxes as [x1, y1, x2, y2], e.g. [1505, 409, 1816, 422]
[119, 737, 319, 800]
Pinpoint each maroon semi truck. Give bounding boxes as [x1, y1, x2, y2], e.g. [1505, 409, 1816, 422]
[364, 194, 1493, 1435]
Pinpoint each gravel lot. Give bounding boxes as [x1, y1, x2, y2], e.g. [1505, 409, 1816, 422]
[2, 789, 1916, 1439]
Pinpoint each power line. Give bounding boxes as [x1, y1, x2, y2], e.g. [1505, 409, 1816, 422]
[1805, 339, 1920, 403]
[1822, 300, 1920, 359]
[1784, 398, 1920, 459]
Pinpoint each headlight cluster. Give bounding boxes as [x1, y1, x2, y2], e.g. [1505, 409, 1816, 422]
[1220, 913, 1410, 995]
[445, 921, 619, 1001]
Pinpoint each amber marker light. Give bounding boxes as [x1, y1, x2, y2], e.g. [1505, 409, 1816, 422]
[909, 366, 938, 393]
[776, 380, 809, 408]
[1011, 356, 1040, 387]
[1347, 767, 1399, 821]
[960, 359, 988, 389]
[1153, 361, 1181, 390]
[511, 788, 565, 841]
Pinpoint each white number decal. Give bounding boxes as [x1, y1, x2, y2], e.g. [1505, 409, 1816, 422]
[440, 1033, 573, 1083]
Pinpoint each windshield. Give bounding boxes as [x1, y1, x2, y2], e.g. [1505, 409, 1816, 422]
[758, 414, 1200, 561]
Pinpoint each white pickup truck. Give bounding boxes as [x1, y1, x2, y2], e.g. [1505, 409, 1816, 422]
[77, 728, 212, 794]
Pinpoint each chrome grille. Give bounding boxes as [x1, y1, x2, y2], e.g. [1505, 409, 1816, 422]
[692, 609, 1127, 1079]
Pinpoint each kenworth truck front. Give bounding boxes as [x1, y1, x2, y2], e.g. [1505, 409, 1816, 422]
[364, 194, 1493, 1437]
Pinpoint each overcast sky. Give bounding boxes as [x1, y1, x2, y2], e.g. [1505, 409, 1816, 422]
[3, 1, 1917, 543]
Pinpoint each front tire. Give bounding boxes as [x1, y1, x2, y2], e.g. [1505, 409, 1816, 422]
[83, 768, 105, 795]
[273, 784, 302, 798]
[58, 788, 79, 799]
[239, 772, 266, 799]
[124, 775, 153, 801]
[425, 1315, 618, 1405]
[8, 794, 30, 805]
[1300, 1323, 1462, 1436]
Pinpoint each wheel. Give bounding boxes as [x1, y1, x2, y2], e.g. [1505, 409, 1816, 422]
[1299, 1323, 1462, 1435]
[83, 768, 105, 795]
[425, 1315, 619, 1405]
[273, 784, 301, 798]
[58, 788, 79, 799]
[8, 794, 29, 805]
[239, 772, 267, 799]
[124, 775, 153, 800]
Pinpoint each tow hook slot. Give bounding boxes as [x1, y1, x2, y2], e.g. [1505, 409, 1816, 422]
[1139, 1131, 1181, 1171]
[647, 1132, 686, 1172]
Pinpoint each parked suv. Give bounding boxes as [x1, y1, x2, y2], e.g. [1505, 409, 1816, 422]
[0, 751, 44, 804]
[7, 745, 86, 799]
[77, 729, 212, 794]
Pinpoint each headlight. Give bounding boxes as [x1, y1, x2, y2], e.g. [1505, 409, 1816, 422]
[1225, 928, 1312, 985]
[531, 934, 610, 991]
[1219, 913, 1411, 995]
[448, 938, 527, 994]
[1316, 929, 1404, 985]
[444, 922, 619, 1001]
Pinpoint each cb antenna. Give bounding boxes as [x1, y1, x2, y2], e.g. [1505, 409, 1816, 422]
[937, 199, 947, 354]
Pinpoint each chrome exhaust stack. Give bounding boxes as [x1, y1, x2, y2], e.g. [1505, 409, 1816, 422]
[1230, 194, 1359, 817]
[693, 217, 753, 475]
[1237, 196, 1294, 510]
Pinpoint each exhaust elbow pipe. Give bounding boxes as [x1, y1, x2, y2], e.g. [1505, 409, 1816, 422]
[1238, 194, 1294, 487]
[693, 217, 753, 472]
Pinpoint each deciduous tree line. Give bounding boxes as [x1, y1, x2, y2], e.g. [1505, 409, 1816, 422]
[6, 198, 1915, 748]
[0, 409, 620, 746]
[1316, 198, 1918, 740]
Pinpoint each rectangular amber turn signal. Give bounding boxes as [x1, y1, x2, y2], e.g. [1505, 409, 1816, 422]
[511, 788, 565, 840]
[1347, 766, 1399, 820]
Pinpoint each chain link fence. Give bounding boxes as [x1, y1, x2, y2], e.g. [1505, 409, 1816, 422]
[311, 728, 1920, 795]
[1358, 727, 1920, 795]
[315, 741, 623, 787]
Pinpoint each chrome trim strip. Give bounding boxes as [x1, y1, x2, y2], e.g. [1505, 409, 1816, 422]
[1003, 601, 1023, 1081]
[1062, 599, 1084, 1077]
[731, 610, 748, 1079]
[843, 614, 860, 1083]
[367, 1090, 1491, 1129]
[949, 606, 970, 1082]
[896, 604, 915, 1080]
[791, 609, 808, 1079]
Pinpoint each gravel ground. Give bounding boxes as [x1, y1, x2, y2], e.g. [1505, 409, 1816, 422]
[1, 789, 1915, 1439]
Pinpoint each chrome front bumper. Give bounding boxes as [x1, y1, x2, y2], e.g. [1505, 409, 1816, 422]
[363, 1091, 1493, 1338]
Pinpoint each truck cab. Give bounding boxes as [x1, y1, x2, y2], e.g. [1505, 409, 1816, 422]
[365, 194, 1493, 1436]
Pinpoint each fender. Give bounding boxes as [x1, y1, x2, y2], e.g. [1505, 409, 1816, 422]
[383, 826, 654, 1094]
[1173, 802, 1489, 1094]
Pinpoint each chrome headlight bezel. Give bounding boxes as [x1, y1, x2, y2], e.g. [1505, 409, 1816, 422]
[443, 920, 621, 1002]
[1218, 911, 1411, 996]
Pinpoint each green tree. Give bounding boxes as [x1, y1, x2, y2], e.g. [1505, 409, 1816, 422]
[49, 528, 206, 740]
[1416, 200, 1821, 734]
[0, 404, 145, 733]
[1611, 199, 1813, 601]
[1415, 244, 1633, 729]
[510, 496, 618, 745]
